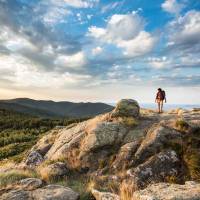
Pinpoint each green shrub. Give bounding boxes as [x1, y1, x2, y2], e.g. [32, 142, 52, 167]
[175, 120, 189, 131]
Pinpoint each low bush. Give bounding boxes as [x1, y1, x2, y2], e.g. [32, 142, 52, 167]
[175, 120, 189, 131]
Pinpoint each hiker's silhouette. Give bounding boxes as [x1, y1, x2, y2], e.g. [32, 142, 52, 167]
[155, 88, 166, 113]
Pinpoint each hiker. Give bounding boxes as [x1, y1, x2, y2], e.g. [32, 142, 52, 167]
[155, 88, 166, 113]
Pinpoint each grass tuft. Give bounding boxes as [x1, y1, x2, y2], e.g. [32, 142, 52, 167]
[0, 169, 37, 187]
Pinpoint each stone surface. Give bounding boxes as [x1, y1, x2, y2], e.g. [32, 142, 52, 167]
[25, 151, 44, 167]
[19, 178, 43, 190]
[110, 99, 140, 118]
[32, 185, 79, 200]
[127, 150, 180, 189]
[92, 189, 120, 200]
[1, 190, 30, 200]
[132, 181, 200, 200]
[112, 141, 140, 171]
[134, 125, 182, 164]
[24, 99, 142, 171]
[38, 162, 68, 181]
[0, 180, 79, 200]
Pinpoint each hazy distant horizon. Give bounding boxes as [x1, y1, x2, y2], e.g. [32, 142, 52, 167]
[0, 97, 199, 110]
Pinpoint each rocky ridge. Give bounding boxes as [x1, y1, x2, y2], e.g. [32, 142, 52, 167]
[0, 99, 200, 200]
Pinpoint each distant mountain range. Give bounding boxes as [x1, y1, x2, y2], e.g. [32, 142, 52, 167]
[0, 98, 114, 118]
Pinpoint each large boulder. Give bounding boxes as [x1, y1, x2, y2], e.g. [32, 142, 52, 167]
[134, 125, 182, 164]
[110, 99, 140, 118]
[1, 190, 30, 200]
[132, 181, 200, 200]
[127, 150, 181, 189]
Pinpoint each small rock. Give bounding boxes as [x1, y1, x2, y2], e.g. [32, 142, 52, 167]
[25, 151, 44, 167]
[32, 185, 79, 200]
[19, 178, 43, 190]
[38, 162, 68, 181]
[91, 189, 120, 200]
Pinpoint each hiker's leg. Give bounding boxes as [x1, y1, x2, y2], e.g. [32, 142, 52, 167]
[157, 102, 160, 113]
[160, 101, 163, 113]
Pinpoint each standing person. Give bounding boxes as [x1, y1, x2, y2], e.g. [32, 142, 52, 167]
[155, 88, 166, 113]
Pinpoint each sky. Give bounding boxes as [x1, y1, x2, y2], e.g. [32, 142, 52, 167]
[0, 0, 200, 104]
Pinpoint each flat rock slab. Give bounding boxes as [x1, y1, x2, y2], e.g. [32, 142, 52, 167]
[132, 181, 200, 200]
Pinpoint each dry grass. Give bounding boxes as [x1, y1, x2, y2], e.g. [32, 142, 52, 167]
[120, 180, 136, 200]
[0, 169, 37, 187]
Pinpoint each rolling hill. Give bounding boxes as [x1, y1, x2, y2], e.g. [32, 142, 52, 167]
[0, 98, 114, 118]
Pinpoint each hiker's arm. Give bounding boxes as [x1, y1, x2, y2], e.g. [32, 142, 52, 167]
[155, 93, 158, 103]
[165, 96, 167, 103]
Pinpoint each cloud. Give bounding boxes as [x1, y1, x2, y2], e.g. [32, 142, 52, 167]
[101, 1, 124, 13]
[55, 51, 87, 68]
[161, 0, 184, 15]
[0, 54, 91, 88]
[88, 13, 156, 58]
[167, 10, 200, 48]
[41, 7, 72, 25]
[63, 0, 99, 8]
[148, 56, 171, 69]
[92, 46, 103, 55]
[151, 74, 200, 86]
[117, 31, 156, 57]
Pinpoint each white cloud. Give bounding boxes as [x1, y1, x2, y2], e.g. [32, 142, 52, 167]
[0, 26, 36, 52]
[148, 56, 170, 69]
[92, 46, 103, 55]
[101, 2, 123, 13]
[63, 0, 99, 8]
[117, 31, 155, 57]
[167, 10, 200, 46]
[55, 51, 87, 68]
[88, 13, 155, 58]
[42, 7, 71, 25]
[161, 0, 184, 15]
[0, 54, 91, 88]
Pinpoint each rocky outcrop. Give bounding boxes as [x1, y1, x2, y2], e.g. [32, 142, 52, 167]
[134, 125, 182, 164]
[0, 178, 79, 200]
[2, 99, 199, 200]
[25, 99, 141, 172]
[132, 181, 200, 200]
[127, 150, 180, 189]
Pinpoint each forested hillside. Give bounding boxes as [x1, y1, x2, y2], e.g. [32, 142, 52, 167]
[0, 109, 88, 162]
